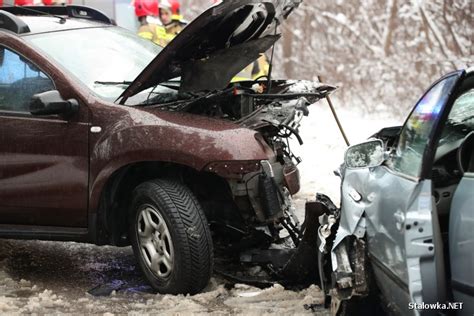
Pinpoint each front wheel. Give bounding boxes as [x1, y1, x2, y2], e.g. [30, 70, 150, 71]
[130, 179, 213, 295]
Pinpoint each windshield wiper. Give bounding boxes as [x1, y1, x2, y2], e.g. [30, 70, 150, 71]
[94, 81, 133, 86]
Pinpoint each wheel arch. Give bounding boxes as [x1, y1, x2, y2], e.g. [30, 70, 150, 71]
[93, 160, 234, 246]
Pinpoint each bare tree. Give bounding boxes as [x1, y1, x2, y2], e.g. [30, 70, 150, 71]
[181, 0, 473, 115]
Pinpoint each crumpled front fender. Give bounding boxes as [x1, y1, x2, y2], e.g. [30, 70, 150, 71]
[330, 168, 372, 270]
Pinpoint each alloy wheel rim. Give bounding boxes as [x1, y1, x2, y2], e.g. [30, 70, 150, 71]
[137, 205, 174, 278]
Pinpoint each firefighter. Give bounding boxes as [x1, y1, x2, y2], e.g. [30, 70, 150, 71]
[133, 0, 167, 46]
[156, 0, 186, 46]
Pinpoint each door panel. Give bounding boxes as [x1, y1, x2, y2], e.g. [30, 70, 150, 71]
[449, 175, 474, 315]
[337, 74, 463, 310]
[0, 115, 89, 227]
[0, 47, 89, 227]
[341, 167, 426, 308]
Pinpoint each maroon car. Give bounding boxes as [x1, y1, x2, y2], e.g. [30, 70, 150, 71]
[0, 2, 335, 294]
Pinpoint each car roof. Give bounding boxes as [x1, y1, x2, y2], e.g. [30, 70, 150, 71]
[0, 5, 113, 36]
[12, 16, 111, 35]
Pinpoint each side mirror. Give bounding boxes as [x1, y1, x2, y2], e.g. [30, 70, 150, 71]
[345, 139, 385, 169]
[30, 90, 79, 119]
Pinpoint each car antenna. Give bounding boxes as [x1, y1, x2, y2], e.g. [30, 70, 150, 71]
[265, 21, 278, 93]
[2, 4, 67, 24]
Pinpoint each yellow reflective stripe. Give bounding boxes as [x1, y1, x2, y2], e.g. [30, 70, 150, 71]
[231, 76, 252, 83]
[153, 38, 168, 46]
[171, 14, 184, 21]
[152, 26, 176, 46]
[155, 26, 175, 39]
[155, 25, 167, 36]
[138, 32, 154, 40]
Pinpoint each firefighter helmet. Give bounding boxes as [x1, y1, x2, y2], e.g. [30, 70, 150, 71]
[14, 0, 34, 5]
[134, 0, 159, 18]
[42, 0, 71, 4]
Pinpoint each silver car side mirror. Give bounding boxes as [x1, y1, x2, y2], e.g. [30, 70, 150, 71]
[344, 139, 385, 169]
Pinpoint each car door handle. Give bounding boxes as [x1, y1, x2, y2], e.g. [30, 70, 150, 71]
[394, 210, 405, 230]
[348, 188, 362, 202]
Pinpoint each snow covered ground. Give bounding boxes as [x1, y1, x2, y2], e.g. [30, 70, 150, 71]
[0, 100, 401, 315]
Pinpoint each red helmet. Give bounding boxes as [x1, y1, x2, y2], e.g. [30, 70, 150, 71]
[170, 0, 181, 15]
[134, 0, 159, 18]
[14, 0, 34, 5]
[42, 0, 71, 4]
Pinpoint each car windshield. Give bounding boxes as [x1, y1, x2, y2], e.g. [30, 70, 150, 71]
[25, 26, 165, 102]
[439, 88, 474, 146]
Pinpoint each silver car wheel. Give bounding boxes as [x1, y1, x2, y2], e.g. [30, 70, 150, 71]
[137, 205, 174, 278]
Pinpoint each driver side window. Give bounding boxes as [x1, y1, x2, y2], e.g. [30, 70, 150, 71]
[388, 75, 458, 178]
[0, 46, 54, 113]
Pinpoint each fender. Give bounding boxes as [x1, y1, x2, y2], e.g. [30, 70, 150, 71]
[88, 102, 274, 212]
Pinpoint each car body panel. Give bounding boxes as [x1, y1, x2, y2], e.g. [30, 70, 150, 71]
[0, 33, 90, 227]
[0, 29, 276, 229]
[86, 98, 275, 213]
[328, 71, 470, 314]
[334, 166, 420, 286]
[0, 114, 89, 227]
[449, 174, 474, 314]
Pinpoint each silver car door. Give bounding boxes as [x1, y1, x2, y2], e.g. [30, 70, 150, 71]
[333, 72, 463, 314]
[450, 175, 474, 315]
[448, 91, 474, 315]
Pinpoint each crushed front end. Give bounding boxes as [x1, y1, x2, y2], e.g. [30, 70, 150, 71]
[181, 80, 337, 285]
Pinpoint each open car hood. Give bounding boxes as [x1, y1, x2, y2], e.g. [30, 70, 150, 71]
[119, 0, 302, 103]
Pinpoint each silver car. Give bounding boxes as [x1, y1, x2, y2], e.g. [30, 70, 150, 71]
[316, 68, 474, 315]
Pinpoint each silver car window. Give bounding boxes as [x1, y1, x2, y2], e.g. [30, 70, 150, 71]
[435, 88, 474, 158]
[388, 75, 458, 178]
[443, 88, 474, 138]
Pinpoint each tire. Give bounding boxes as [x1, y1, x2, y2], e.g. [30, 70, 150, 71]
[130, 179, 213, 295]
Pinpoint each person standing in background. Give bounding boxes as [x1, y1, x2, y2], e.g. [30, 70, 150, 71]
[133, 0, 165, 45]
[156, 0, 186, 46]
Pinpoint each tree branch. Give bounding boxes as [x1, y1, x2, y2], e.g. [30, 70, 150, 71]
[442, 0, 465, 56]
[320, 11, 382, 56]
[382, 0, 398, 56]
[419, 5, 457, 69]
